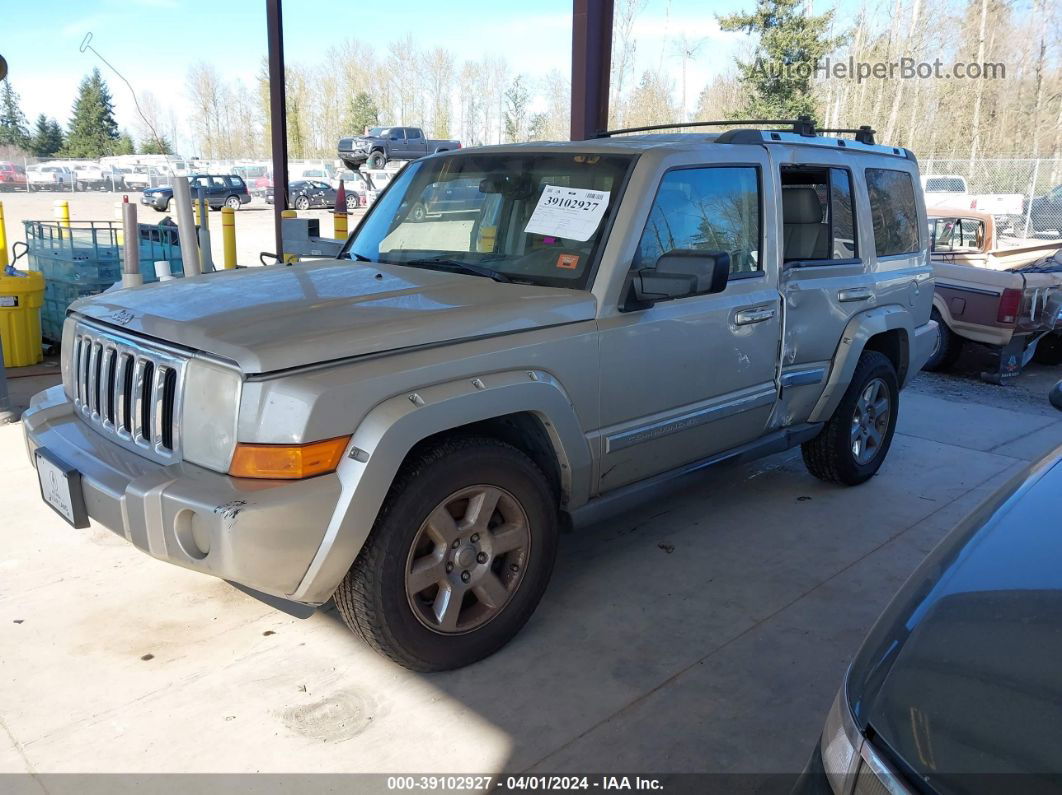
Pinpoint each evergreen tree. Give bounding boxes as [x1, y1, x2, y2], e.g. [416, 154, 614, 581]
[503, 75, 529, 143]
[347, 91, 379, 135]
[719, 0, 841, 119]
[0, 78, 30, 149]
[114, 130, 136, 155]
[29, 113, 64, 157]
[63, 68, 121, 157]
[139, 134, 174, 155]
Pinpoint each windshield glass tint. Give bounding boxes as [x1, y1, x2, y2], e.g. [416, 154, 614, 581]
[346, 153, 633, 289]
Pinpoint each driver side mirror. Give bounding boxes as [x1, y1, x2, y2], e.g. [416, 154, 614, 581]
[630, 250, 731, 307]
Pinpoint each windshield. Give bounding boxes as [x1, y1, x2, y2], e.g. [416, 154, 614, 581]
[344, 152, 634, 289]
[925, 177, 966, 192]
[368, 127, 387, 137]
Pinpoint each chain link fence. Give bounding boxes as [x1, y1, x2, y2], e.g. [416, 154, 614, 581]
[920, 157, 1062, 238]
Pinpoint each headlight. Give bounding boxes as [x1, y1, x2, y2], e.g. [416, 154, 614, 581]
[821, 686, 862, 793]
[180, 357, 242, 472]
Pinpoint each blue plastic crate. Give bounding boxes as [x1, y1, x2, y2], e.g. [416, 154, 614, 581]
[24, 220, 185, 340]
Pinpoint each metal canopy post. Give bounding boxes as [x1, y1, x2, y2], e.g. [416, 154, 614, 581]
[266, 0, 289, 257]
[570, 0, 614, 141]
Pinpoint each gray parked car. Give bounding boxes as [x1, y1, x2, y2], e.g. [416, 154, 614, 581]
[798, 385, 1062, 794]
[24, 125, 936, 671]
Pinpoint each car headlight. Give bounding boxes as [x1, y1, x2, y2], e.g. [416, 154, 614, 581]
[821, 686, 862, 794]
[180, 357, 242, 472]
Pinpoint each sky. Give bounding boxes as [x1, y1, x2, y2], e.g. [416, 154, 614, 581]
[1, 0, 855, 148]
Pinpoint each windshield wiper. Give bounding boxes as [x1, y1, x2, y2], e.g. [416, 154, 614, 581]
[345, 251, 374, 262]
[399, 257, 512, 283]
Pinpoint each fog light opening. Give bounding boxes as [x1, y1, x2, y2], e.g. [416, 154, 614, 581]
[174, 509, 210, 560]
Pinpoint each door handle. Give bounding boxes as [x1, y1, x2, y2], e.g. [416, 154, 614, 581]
[838, 289, 872, 303]
[734, 306, 776, 325]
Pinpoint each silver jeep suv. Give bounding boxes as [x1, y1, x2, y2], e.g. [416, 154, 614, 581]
[24, 124, 936, 670]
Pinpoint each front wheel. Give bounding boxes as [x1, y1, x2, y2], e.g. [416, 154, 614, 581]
[346, 194, 358, 212]
[802, 350, 899, 486]
[366, 150, 386, 170]
[333, 436, 559, 671]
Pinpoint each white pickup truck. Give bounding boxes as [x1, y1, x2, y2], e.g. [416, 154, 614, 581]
[921, 175, 1024, 228]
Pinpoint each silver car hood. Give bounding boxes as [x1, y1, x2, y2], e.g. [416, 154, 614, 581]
[73, 260, 597, 373]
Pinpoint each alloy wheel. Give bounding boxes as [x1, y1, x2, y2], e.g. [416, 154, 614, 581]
[850, 377, 891, 465]
[404, 484, 531, 634]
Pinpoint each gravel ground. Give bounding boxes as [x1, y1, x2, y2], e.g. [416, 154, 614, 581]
[0, 189, 365, 268]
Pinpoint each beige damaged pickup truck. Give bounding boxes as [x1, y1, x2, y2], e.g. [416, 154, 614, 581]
[24, 124, 936, 670]
[924, 208, 1062, 379]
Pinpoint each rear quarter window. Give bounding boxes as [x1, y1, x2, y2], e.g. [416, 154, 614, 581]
[866, 168, 920, 257]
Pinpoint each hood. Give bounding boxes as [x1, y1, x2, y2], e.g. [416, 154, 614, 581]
[846, 449, 1062, 787]
[72, 260, 597, 373]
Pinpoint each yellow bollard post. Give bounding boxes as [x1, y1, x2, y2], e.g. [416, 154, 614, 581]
[281, 209, 299, 264]
[0, 201, 8, 269]
[192, 195, 201, 228]
[53, 200, 70, 228]
[333, 179, 348, 240]
[221, 207, 237, 269]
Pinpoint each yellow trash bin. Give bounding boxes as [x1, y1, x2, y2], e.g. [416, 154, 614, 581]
[0, 269, 45, 368]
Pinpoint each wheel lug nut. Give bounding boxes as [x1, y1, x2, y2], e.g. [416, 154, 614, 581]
[451, 540, 460, 549]
[470, 533, 479, 543]
[477, 552, 488, 564]
[461, 571, 470, 583]
[445, 562, 453, 573]
[510, 563, 519, 573]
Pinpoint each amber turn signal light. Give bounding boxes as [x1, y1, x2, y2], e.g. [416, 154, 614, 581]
[229, 436, 351, 479]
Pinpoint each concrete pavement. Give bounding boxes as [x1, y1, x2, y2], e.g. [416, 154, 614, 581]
[1, 376, 1060, 781]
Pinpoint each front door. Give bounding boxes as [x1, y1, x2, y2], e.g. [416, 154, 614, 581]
[595, 150, 782, 492]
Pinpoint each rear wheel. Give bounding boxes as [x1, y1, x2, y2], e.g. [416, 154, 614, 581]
[922, 309, 963, 372]
[802, 351, 899, 486]
[333, 436, 559, 672]
[294, 195, 310, 210]
[366, 150, 386, 170]
[1034, 334, 1062, 365]
[410, 202, 426, 222]
[224, 195, 241, 210]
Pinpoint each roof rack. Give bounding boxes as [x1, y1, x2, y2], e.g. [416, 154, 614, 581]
[595, 115, 877, 145]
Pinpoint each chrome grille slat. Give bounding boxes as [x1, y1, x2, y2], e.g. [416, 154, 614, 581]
[69, 320, 187, 461]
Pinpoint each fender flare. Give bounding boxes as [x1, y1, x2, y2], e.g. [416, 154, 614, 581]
[289, 369, 590, 604]
[808, 305, 914, 423]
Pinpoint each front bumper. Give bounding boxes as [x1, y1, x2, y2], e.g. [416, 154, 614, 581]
[22, 385, 342, 604]
[909, 319, 939, 381]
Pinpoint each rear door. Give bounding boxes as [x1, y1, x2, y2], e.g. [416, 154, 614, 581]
[595, 147, 782, 492]
[403, 128, 428, 158]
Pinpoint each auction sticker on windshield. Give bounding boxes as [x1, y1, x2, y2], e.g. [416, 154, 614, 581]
[525, 186, 610, 242]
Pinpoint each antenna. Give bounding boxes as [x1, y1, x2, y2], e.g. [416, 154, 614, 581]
[79, 32, 171, 157]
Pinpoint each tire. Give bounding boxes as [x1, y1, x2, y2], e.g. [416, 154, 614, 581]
[1034, 334, 1062, 365]
[346, 194, 358, 212]
[366, 150, 386, 170]
[294, 195, 310, 211]
[225, 195, 241, 210]
[922, 309, 963, 372]
[410, 202, 426, 222]
[802, 350, 900, 486]
[165, 197, 173, 212]
[333, 436, 559, 672]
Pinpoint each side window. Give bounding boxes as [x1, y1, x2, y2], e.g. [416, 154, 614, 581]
[633, 166, 761, 277]
[407, 128, 422, 140]
[227, 176, 246, 190]
[866, 168, 920, 256]
[209, 176, 227, 189]
[780, 166, 858, 262]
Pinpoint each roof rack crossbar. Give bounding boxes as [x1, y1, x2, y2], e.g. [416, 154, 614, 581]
[595, 116, 818, 138]
[595, 116, 878, 146]
[816, 125, 877, 145]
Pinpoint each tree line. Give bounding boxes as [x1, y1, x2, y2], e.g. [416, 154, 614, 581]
[2, 0, 1058, 173]
[0, 68, 172, 161]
